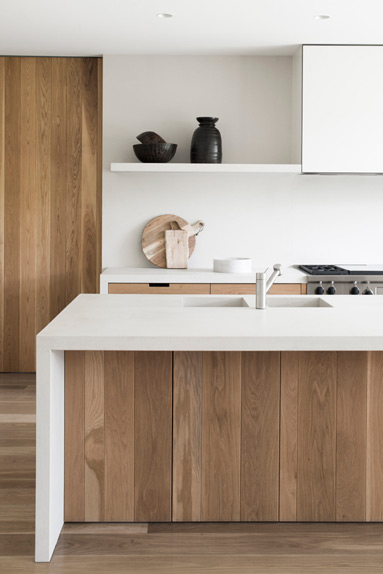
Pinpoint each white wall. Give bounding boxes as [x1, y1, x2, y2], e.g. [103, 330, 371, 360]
[103, 55, 383, 269]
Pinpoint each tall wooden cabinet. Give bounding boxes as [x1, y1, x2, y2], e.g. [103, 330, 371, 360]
[0, 57, 102, 372]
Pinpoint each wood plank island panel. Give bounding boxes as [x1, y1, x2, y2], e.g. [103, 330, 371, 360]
[0, 57, 102, 372]
[65, 351, 172, 523]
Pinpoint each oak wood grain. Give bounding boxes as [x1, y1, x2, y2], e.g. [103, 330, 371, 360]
[84, 351, 104, 521]
[66, 58, 82, 306]
[173, 351, 202, 521]
[64, 351, 85, 521]
[201, 352, 241, 521]
[336, 352, 367, 521]
[0, 58, 4, 372]
[19, 57, 36, 371]
[134, 352, 172, 521]
[210, 284, 256, 295]
[4, 57, 21, 371]
[297, 352, 337, 521]
[50, 58, 67, 319]
[104, 351, 135, 521]
[108, 283, 210, 295]
[366, 351, 383, 521]
[81, 58, 99, 294]
[35, 57, 52, 335]
[280, 352, 299, 521]
[269, 284, 302, 295]
[241, 352, 280, 521]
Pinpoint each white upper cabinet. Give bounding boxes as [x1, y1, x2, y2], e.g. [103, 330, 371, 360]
[302, 45, 383, 174]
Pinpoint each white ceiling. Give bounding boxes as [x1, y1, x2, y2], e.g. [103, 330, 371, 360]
[0, 0, 382, 57]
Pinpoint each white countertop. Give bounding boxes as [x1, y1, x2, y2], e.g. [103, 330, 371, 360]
[99, 266, 306, 292]
[37, 293, 383, 351]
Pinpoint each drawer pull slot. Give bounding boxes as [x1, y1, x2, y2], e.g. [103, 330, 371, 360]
[149, 283, 170, 288]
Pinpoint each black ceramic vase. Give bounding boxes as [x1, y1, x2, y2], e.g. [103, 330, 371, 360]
[190, 117, 222, 163]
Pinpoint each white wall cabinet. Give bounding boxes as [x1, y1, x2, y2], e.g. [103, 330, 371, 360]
[302, 45, 383, 174]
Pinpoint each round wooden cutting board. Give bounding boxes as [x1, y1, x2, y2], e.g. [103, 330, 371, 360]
[142, 214, 196, 268]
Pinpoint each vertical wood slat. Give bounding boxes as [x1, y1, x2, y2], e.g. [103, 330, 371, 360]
[81, 58, 99, 294]
[0, 58, 5, 372]
[4, 57, 21, 371]
[336, 352, 367, 521]
[19, 57, 36, 371]
[64, 351, 85, 521]
[241, 352, 280, 521]
[66, 58, 82, 306]
[366, 352, 383, 521]
[96, 59, 103, 294]
[297, 352, 337, 521]
[35, 57, 52, 335]
[104, 351, 135, 521]
[134, 351, 172, 522]
[201, 352, 241, 521]
[173, 352, 202, 522]
[280, 352, 299, 521]
[84, 351, 104, 521]
[50, 58, 67, 318]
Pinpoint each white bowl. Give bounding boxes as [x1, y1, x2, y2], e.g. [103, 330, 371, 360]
[213, 258, 252, 273]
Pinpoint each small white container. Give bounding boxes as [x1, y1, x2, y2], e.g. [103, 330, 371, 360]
[213, 258, 252, 273]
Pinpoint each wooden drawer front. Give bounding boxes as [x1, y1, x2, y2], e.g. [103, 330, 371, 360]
[269, 283, 302, 295]
[211, 284, 256, 295]
[108, 283, 210, 295]
[211, 283, 303, 296]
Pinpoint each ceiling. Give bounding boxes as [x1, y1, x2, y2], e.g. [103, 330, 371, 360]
[0, 0, 382, 57]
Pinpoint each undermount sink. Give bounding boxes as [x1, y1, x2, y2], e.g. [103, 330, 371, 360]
[183, 296, 249, 308]
[267, 296, 333, 308]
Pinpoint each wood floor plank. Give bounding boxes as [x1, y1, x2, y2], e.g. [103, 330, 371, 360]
[366, 351, 383, 521]
[64, 352, 85, 521]
[201, 352, 241, 521]
[280, 351, 299, 521]
[297, 352, 337, 521]
[241, 352, 280, 521]
[84, 351, 104, 522]
[173, 351, 202, 522]
[336, 352, 367, 521]
[134, 352, 172, 522]
[104, 351, 135, 521]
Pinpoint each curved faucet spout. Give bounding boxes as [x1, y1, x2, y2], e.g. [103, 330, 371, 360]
[256, 263, 282, 309]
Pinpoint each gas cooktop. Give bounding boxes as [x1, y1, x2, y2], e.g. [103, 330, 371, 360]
[299, 265, 383, 276]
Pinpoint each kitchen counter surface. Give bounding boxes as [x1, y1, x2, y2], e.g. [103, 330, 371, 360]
[99, 265, 306, 292]
[38, 293, 383, 351]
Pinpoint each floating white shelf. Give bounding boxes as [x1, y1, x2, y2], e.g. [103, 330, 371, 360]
[110, 163, 302, 174]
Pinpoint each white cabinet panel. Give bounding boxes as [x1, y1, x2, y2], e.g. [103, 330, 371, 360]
[302, 45, 383, 173]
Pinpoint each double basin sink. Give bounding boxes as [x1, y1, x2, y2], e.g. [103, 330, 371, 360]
[182, 296, 333, 308]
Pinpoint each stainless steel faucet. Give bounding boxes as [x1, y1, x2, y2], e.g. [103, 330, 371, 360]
[256, 264, 282, 309]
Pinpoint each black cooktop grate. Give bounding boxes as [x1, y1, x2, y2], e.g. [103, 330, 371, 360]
[299, 265, 349, 275]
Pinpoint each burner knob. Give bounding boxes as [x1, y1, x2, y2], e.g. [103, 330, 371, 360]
[315, 282, 325, 295]
[327, 282, 336, 295]
[350, 282, 360, 295]
[363, 282, 374, 295]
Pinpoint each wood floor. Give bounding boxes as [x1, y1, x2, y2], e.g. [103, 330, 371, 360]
[2, 374, 383, 573]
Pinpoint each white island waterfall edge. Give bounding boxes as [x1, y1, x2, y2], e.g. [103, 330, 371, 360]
[35, 293, 383, 561]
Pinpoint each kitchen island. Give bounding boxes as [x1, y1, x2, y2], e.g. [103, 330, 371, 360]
[35, 294, 383, 561]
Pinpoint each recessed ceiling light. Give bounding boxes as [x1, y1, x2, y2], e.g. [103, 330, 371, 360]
[314, 14, 330, 20]
[157, 13, 173, 19]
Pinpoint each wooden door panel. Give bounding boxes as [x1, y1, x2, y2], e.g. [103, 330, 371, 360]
[173, 352, 203, 522]
[201, 352, 241, 521]
[241, 352, 280, 521]
[104, 351, 135, 521]
[366, 352, 383, 521]
[134, 351, 172, 522]
[336, 352, 367, 521]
